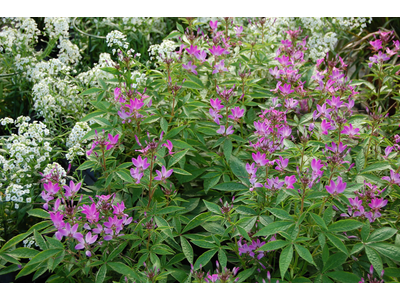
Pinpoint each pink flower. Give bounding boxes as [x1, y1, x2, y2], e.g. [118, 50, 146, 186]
[81, 203, 99, 224]
[382, 170, 400, 185]
[132, 156, 150, 171]
[278, 83, 294, 97]
[252, 152, 269, 167]
[41, 191, 54, 210]
[182, 61, 198, 75]
[112, 202, 126, 217]
[216, 125, 234, 136]
[325, 141, 347, 153]
[228, 107, 244, 122]
[311, 159, 324, 178]
[383, 146, 393, 159]
[75, 232, 98, 257]
[185, 45, 200, 56]
[284, 98, 298, 110]
[370, 39, 382, 52]
[154, 166, 173, 182]
[325, 177, 347, 195]
[210, 98, 224, 111]
[209, 45, 230, 56]
[212, 60, 229, 74]
[234, 26, 243, 37]
[114, 87, 125, 103]
[195, 50, 207, 63]
[285, 175, 296, 189]
[63, 180, 81, 198]
[130, 168, 144, 184]
[162, 140, 174, 155]
[321, 119, 334, 135]
[275, 156, 289, 171]
[43, 181, 60, 196]
[326, 96, 343, 109]
[341, 124, 360, 137]
[265, 177, 285, 190]
[246, 163, 257, 177]
[106, 134, 119, 150]
[59, 223, 83, 240]
[209, 20, 218, 31]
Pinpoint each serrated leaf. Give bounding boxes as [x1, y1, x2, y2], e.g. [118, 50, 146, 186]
[156, 206, 185, 215]
[322, 252, 348, 273]
[326, 271, 360, 283]
[294, 244, 315, 265]
[223, 139, 232, 161]
[366, 246, 383, 276]
[328, 219, 363, 232]
[115, 169, 134, 183]
[326, 233, 348, 255]
[369, 242, 400, 261]
[203, 200, 221, 215]
[253, 221, 294, 237]
[8, 247, 40, 258]
[182, 212, 211, 233]
[356, 149, 365, 173]
[27, 209, 49, 219]
[258, 240, 290, 252]
[367, 227, 397, 243]
[168, 149, 189, 168]
[180, 236, 193, 265]
[310, 213, 328, 230]
[96, 264, 107, 283]
[213, 182, 247, 191]
[267, 208, 294, 221]
[108, 262, 139, 282]
[362, 161, 391, 173]
[194, 249, 217, 270]
[279, 245, 293, 279]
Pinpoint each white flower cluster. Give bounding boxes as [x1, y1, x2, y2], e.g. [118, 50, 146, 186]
[0, 117, 52, 205]
[148, 40, 177, 63]
[131, 71, 147, 89]
[106, 30, 129, 53]
[23, 236, 38, 248]
[32, 77, 86, 123]
[65, 121, 92, 163]
[0, 17, 40, 53]
[44, 17, 70, 40]
[0, 117, 14, 126]
[26, 58, 71, 83]
[121, 17, 146, 32]
[76, 53, 116, 87]
[57, 39, 82, 65]
[43, 162, 67, 185]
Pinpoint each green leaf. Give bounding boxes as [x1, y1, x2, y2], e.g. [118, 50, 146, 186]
[115, 169, 134, 183]
[8, 247, 40, 258]
[279, 245, 293, 279]
[218, 250, 227, 268]
[181, 81, 203, 90]
[229, 155, 250, 185]
[17, 249, 62, 279]
[160, 117, 168, 133]
[180, 236, 194, 265]
[0, 232, 31, 252]
[173, 167, 192, 176]
[0, 253, 20, 265]
[203, 200, 222, 215]
[182, 212, 211, 233]
[156, 206, 185, 215]
[154, 216, 173, 239]
[176, 22, 184, 33]
[164, 31, 182, 40]
[326, 271, 360, 283]
[361, 221, 370, 241]
[367, 227, 398, 243]
[310, 213, 328, 230]
[213, 182, 247, 191]
[80, 87, 103, 96]
[258, 240, 290, 252]
[362, 161, 391, 173]
[80, 110, 104, 122]
[27, 209, 50, 219]
[223, 139, 232, 161]
[236, 206, 257, 216]
[191, 240, 217, 249]
[366, 246, 383, 276]
[108, 262, 139, 282]
[328, 219, 363, 232]
[294, 244, 315, 265]
[369, 243, 400, 261]
[267, 208, 294, 221]
[355, 149, 365, 173]
[95, 264, 107, 283]
[204, 175, 221, 193]
[322, 252, 348, 273]
[142, 115, 160, 124]
[236, 267, 257, 283]
[165, 125, 186, 139]
[77, 160, 97, 171]
[168, 149, 189, 168]
[253, 221, 294, 237]
[194, 249, 217, 270]
[326, 233, 348, 255]
[34, 230, 48, 250]
[237, 226, 252, 242]
[107, 241, 128, 261]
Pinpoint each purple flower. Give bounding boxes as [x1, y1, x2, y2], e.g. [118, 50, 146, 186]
[278, 83, 294, 97]
[106, 134, 119, 150]
[284, 98, 298, 110]
[368, 51, 390, 68]
[326, 96, 343, 109]
[246, 163, 257, 177]
[182, 61, 198, 75]
[185, 45, 200, 56]
[195, 50, 207, 63]
[370, 39, 383, 52]
[382, 170, 400, 185]
[228, 107, 244, 122]
[43, 181, 60, 196]
[93, 224, 113, 241]
[125, 98, 144, 112]
[210, 98, 224, 111]
[265, 177, 285, 190]
[216, 125, 234, 136]
[311, 159, 324, 178]
[41, 191, 54, 210]
[341, 124, 360, 138]
[104, 215, 124, 234]
[209, 20, 218, 31]
[162, 140, 174, 155]
[209, 45, 229, 56]
[113, 202, 126, 217]
[132, 156, 150, 172]
[316, 103, 332, 118]
[63, 180, 81, 198]
[130, 168, 144, 184]
[285, 175, 296, 189]
[59, 223, 83, 240]
[154, 166, 173, 182]
[75, 232, 98, 257]
[114, 87, 125, 103]
[81, 203, 99, 224]
[325, 176, 347, 196]
[235, 26, 243, 37]
[252, 152, 269, 167]
[275, 156, 289, 171]
[275, 55, 292, 67]
[321, 119, 334, 135]
[212, 60, 229, 74]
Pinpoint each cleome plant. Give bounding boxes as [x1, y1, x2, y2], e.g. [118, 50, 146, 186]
[1, 17, 400, 283]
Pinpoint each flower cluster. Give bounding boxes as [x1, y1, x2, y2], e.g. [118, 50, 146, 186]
[368, 30, 400, 68]
[66, 122, 92, 163]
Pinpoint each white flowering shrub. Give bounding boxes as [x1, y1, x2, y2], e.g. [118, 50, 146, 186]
[0, 116, 52, 205]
